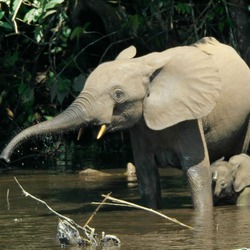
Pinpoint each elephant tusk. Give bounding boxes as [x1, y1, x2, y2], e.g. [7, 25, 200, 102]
[77, 127, 84, 141]
[97, 125, 107, 140]
[212, 170, 218, 181]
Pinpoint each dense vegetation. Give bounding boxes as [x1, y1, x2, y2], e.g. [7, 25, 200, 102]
[0, 0, 249, 168]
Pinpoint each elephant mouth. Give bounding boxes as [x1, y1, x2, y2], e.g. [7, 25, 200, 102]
[94, 122, 121, 139]
[77, 112, 128, 141]
[96, 123, 117, 138]
[77, 124, 111, 141]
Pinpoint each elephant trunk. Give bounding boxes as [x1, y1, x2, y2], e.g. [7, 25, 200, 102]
[0, 96, 90, 163]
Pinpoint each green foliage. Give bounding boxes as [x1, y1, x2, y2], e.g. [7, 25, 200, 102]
[175, 2, 192, 14]
[0, 0, 87, 138]
[118, 0, 238, 49]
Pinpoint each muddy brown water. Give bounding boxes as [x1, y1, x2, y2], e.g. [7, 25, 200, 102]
[0, 167, 250, 249]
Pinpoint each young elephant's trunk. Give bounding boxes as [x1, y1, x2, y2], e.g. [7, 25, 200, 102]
[0, 101, 87, 163]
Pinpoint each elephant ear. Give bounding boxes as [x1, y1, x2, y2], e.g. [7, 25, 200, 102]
[116, 46, 137, 60]
[143, 44, 221, 130]
[233, 163, 250, 192]
[212, 156, 225, 165]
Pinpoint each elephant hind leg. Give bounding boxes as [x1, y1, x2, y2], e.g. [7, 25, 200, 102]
[241, 116, 250, 153]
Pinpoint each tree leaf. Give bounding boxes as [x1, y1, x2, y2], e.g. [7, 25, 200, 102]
[130, 14, 140, 34]
[1, 0, 10, 5]
[50, 46, 62, 54]
[18, 83, 28, 95]
[44, 116, 53, 120]
[42, 9, 57, 19]
[19, 85, 34, 104]
[3, 51, 19, 67]
[12, 0, 21, 13]
[70, 27, 83, 40]
[45, 0, 64, 10]
[58, 78, 71, 91]
[0, 21, 12, 30]
[70, 24, 91, 40]
[23, 8, 43, 24]
[73, 74, 85, 91]
[0, 11, 5, 20]
[34, 25, 43, 42]
[175, 3, 192, 14]
[56, 91, 67, 104]
[50, 83, 58, 102]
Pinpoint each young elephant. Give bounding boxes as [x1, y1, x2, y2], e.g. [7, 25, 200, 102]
[211, 154, 250, 206]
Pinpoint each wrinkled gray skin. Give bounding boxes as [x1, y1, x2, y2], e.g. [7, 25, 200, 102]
[1, 37, 250, 212]
[211, 154, 250, 206]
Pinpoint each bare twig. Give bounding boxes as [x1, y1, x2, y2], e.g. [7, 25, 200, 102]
[57, 30, 121, 76]
[84, 192, 112, 228]
[223, 0, 237, 48]
[14, 177, 121, 246]
[98, 37, 132, 64]
[6, 188, 10, 210]
[92, 202, 129, 207]
[190, 0, 198, 40]
[14, 177, 90, 237]
[12, 0, 22, 33]
[97, 194, 193, 230]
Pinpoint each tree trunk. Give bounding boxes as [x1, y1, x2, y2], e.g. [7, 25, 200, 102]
[229, 0, 250, 66]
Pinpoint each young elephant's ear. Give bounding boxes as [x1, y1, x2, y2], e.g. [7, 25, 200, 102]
[233, 163, 250, 192]
[116, 46, 137, 60]
[143, 42, 221, 130]
[211, 156, 225, 166]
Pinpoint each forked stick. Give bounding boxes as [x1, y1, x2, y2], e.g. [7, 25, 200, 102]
[14, 177, 89, 236]
[92, 194, 193, 230]
[14, 176, 193, 231]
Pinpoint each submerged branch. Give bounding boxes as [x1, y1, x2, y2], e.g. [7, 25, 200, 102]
[14, 178, 121, 247]
[14, 175, 192, 248]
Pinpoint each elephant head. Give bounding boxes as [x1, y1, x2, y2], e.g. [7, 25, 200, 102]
[211, 158, 238, 198]
[1, 37, 221, 162]
[211, 154, 250, 198]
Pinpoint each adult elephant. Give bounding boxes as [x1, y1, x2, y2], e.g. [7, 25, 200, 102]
[1, 37, 250, 212]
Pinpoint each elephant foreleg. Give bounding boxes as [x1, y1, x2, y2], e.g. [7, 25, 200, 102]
[130, 128, 162, 209]
[187, 164, 213, 211]
[135, 157, 162, 209]
[179, 119, 213, 212]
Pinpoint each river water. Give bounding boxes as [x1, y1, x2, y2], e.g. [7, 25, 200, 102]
[0, 166, 250, 249]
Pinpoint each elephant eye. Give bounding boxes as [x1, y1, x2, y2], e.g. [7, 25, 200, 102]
[220, 181, 226, 188]
[112, 89, 126, 103]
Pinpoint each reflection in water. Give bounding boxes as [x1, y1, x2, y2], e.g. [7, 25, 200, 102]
[0, 169, 250, 249]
